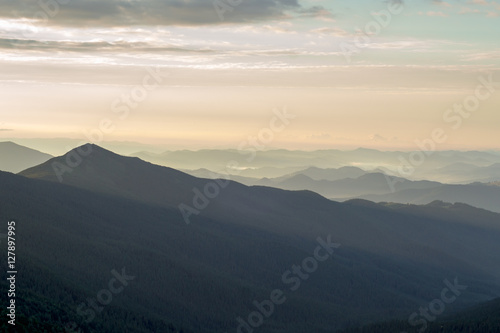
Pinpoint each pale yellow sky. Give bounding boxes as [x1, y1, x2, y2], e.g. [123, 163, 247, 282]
[2, 77, 499, 150]
[0, 0, 499, 151]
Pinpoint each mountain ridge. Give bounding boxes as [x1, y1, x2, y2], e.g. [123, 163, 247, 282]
[5, 144, 500, 332]
[0, 141, 53, 173]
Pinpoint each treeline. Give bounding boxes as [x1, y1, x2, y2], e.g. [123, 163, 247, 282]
[338, 297, 500, 333]
[0, 280, 187, 333]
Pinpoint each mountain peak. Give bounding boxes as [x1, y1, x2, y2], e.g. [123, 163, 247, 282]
[66, 143, 115, 156]
[18, 143, 131, 182]
[18, 143, 202, 208]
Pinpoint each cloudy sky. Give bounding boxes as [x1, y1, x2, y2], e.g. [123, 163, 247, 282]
[0, 0, 499, 151]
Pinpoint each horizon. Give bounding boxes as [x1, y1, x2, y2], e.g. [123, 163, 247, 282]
[2, 138, 500, 157]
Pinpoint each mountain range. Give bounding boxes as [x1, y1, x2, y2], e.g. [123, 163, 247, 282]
[182, 165, 500, 212]
[1, 143, 498, 332]
[358, 182, 500, 213]
[131, 148, 500, 182]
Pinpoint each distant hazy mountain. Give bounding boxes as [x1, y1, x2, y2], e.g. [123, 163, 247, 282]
[132, 148, 500, 176]
[182, 167, 440, 199]
[181, 168, 258, 184]
[2, 138, 172, 156]
[235, 165, 307, 178]
[184, 165, 307, 179]
[0, 141, 52, 173]
[256, 172, 441, 199]
[130, 148, 341, 172]
[182, 165, 370, 186]
[276, 166, 368, 181]
[358, 182, 500, 213]
[12, 144, 500, 332]
[431, 162, 500, 183]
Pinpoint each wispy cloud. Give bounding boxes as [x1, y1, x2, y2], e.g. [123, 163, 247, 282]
[0, 38, 215, 54]
[432, 1, 452, 7]
[309, 27, 350, 37]
[0, 0, 332, 27]
[295, 6, 335, 20]
[468, 0, 489, 5]
[307, 133, 332, 140]
[459, 6, 482, 14]
[428, 0, 500, 16]
[458, 0, 500, 16]
[417, 10, 449, 17]
[461, 50, 500, 61]
[428, 11, 448, 16]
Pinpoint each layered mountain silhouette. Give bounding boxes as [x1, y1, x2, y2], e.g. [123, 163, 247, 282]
[358, 182, 500, 213]
[183, 165, 499, 209]
[276, 166, 368, 181]
[433, 162, 500, 183]
[2, 144, 499, 332]
[256, 172, 441, 199]
[131, 148, 500, 180]
[0, 141, 52, 173]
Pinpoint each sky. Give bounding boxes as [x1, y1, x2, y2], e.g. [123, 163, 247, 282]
[0, 0, 499, 152]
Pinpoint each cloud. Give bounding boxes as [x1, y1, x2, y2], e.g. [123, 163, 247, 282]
[233, 24, 297, 34]
[385, 0, 404, 5]
[0, 0, 332, 27]
[295, 6, 335, 20]
[361, 40, 432, 51]
[432, 0, 452, 7]
[459, 6, 481, 14]
[461, 50, 500, 61]
[307, 133, 332, 140]
[468, 0, 488, 5]
[459, 0, 500, 15]
[417, 10, 448, 16]
[0, 38, 215, 54]
[0, 128, 13, 131]
[427, 10, 448, 16]
[370, 134, 388, 142]
[309, 27, 350, 37]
